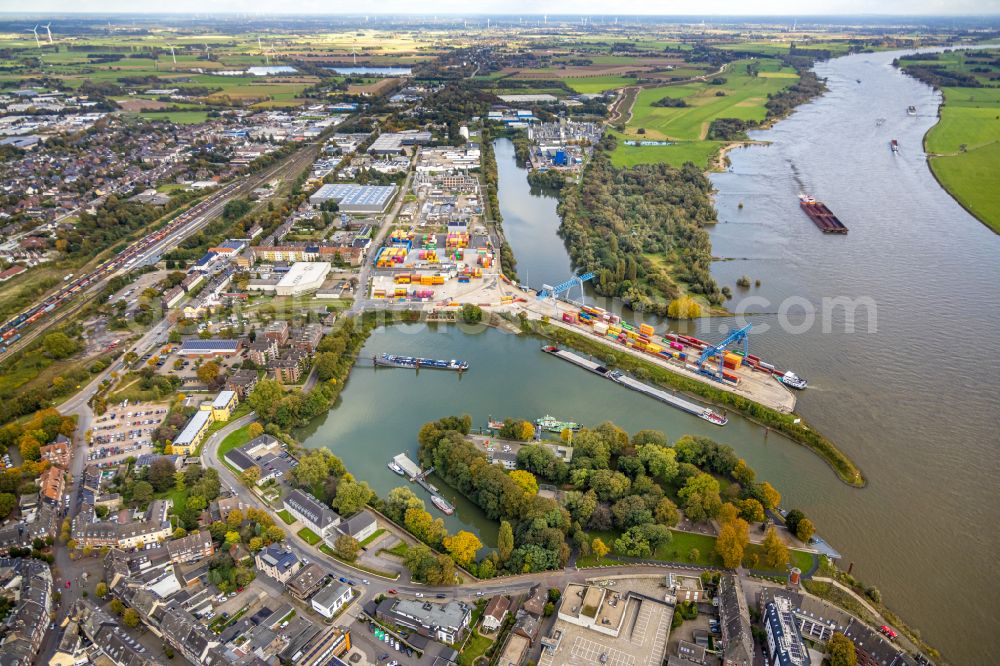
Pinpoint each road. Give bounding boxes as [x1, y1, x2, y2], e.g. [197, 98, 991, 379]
[347, 153, 417, 317]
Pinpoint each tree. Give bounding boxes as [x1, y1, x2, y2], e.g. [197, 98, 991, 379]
[109, 599, 124, 615]
[615, 526, 652, 558]
[654, 497, 680, 526]
[738, 498, 765, 523]
[197, 361, 221, 386]
[334, 534, 360, 561]
[42, 332, 79, 359]
[715, 517, 749, 568]
[95, 582, 108, 598]
[148, 458, 176, 492]
[385, 486, 424, 523]
[762, 526, 789, 569]
[443, 530, 482, 567]
[242, 466, 261, 485]
[592, 537, 610, 560]
[334, 475, 374, 516]
[784, 510, 805, 535]
[667, 296, 702, 319]
[132, 481, 153, 504]
[827, 632, 858, 666]
[247, 379, 284, 421]
[758, 481, 781, 510]
[224, 531, 241, 547]
[638, 444, 678, 482]
[688, 548, 700, 562]
[0, 493, 15, 519]
[678, 473, 722, 523]
[122, 608, 140, 628]
[611, 495, 653, 529]
[460, 303, 483, 324]
[796, 518, 815, 543]
[732, 459, 756, 486]
[247, 422, 264, 439]
[293, 449, 345, 490]
[509, 470, 539, 497]
[497, 521, 514, 561]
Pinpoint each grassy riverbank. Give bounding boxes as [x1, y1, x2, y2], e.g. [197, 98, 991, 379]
[896, 49, 1000, 234]
[526, 318, 866, 488]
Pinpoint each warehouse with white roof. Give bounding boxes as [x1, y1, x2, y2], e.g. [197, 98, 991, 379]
[309, 183, 398, 213]
[275, 262, 332, 296]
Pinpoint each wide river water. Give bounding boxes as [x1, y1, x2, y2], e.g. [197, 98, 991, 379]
[300, 49, 998, 663]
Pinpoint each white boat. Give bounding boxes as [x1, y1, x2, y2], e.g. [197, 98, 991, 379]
[387, 461, 405, 475]
[907, 105, 917, 116]
[778, 371, 808, 390]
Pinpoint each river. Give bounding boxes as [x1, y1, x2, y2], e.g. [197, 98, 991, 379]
[298, 49, 999, 663]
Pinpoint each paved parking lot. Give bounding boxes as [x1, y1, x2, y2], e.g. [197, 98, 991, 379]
[89, 402, 168, 465]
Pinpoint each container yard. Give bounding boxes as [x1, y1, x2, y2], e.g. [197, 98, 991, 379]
[535, 301, 797, 413]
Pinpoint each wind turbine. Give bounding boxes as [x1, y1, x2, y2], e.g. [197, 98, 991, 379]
[351, 43, 359, 65]
[167, 45, 177, 65]
[28, 25, 40, 48]
[43, 23, 53, 44]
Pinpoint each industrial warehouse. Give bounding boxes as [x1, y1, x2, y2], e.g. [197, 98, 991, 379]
[309, 183, 399, 213]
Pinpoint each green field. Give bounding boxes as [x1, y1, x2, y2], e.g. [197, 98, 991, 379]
[910, 57, 1000, 233]
[563, 75, 637, 94]
[138, 110, 210, 124]
[611, 60, 798, 167]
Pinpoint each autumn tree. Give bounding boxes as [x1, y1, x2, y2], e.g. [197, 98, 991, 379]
[796, 518, 815, 543]
[827, 632, 858, 666]
[443, 530, 482, 567]
[737, 498, 765, 523]
[654, 497, 680, 526]
[498, 520, 514, 561]
[196, 361, 221, 386]
[334, 534, 360, 561]
[667, 296, 702, 319]
[247, 422, 264, 439]
[333, 475, 374, 516]
[592, 537, 610, 560]
[678, 473, 722, 522]
[715, 509, 749, 568]
[732, 459, 756, 486]
[509, 470, 539, 497]
[762, 526, 789, 569]
[757, 481, 781, 510]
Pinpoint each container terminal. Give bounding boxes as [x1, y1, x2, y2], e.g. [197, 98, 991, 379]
[542, 346, 729, 425]
[798, 194, 849, 233]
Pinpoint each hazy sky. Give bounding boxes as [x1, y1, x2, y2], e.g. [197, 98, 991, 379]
[17, 0, 1000, 16]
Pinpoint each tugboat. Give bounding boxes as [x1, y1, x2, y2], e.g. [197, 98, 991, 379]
[907, 105, 917, 116]
[535, 415, 581, 433]
[890, 139, 899, 153]
[777, 371, 808, 390]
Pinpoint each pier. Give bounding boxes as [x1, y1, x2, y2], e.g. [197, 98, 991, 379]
[392, 453, 455, 514]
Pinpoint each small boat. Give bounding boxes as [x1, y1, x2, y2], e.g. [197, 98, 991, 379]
[856, 78, 861, 83]
[700, 409, 729, 426]
[777, 371, 808, 390]
[487, 419, 505, 430]
[535, 414, 581, 433]
[890, 139, 899, 153]
[907, 105, 917, 116]
[387, 461, 405, 476]
[431, 495, 454, 515]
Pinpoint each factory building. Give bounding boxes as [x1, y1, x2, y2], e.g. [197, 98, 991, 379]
[309, 184, 398, 213]
[275, 262, 332, 296]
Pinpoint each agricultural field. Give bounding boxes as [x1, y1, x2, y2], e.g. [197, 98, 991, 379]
[899, 50, 1000, 233]
[611, 59, 799, 167]
[564, 75, 639, 94]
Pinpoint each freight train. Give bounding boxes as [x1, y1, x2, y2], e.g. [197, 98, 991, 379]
[0, 181, 241, 353]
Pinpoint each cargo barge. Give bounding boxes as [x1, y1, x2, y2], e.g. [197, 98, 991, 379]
[798, 195, 849, 234]
[542, 346, 728, 426]
[535, 415, 581, 433]
[374, 353, 468, 371]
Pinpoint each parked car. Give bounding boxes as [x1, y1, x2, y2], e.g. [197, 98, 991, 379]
[415, 592, 424, 597]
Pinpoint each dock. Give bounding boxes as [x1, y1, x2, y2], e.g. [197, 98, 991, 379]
[392, 453, 455, 515]
[542, 347, 726, 425]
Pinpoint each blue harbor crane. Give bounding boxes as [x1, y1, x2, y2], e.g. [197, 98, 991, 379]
[697, 324, 752, 380]
[537, 272, 595, 304]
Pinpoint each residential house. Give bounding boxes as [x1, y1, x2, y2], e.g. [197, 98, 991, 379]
[719, 575, 753, 666]
[311, 583, 353, 619]
[264, 321, 290, 345]
[482, 596, 510, 632]
[286, 562, 327, 601]
[248, 337, 279, 365]
[165, 530, 214, 564]
[338, 510, 378, 543]
[255, 545, 301, 584]
[376, 598, 471, 644]
[291, 323, 324, 353]
[171, 409, 214, 456]
[211, 390, 238, 421]
[226, 368, 259, 399]
[39, 465, 64, 504]
[283, 490, 341, 542]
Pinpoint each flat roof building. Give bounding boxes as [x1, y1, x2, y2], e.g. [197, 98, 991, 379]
[309, 183, 398, 213]
[763, 596, 811, 666]
[311, 583, 353, 619]
[172, 410, 213, 455]
[178, 338, 243, 357]
[275, 262, 332, 296]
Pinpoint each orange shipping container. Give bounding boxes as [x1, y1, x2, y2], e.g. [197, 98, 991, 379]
[639, 323, 655, 336]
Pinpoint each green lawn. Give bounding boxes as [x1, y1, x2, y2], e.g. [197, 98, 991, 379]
[563, 75, 638, 94]
[360, 528, 386, 547]
[457, 631, 493, 666]
[277, 509, 296, 525]
[611, 59, 798, 168]
[217, 424, 253, 468]
[381, 542, 410, 558]
[298, 527, 321, 545]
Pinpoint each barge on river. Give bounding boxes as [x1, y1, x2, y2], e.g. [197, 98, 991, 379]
[542, 346, 728, 426]
[374, 353, 468, 371]
[798, 194, 849, 234]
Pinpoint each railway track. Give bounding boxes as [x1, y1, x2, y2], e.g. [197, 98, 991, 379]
[0, 145, 317, 363]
